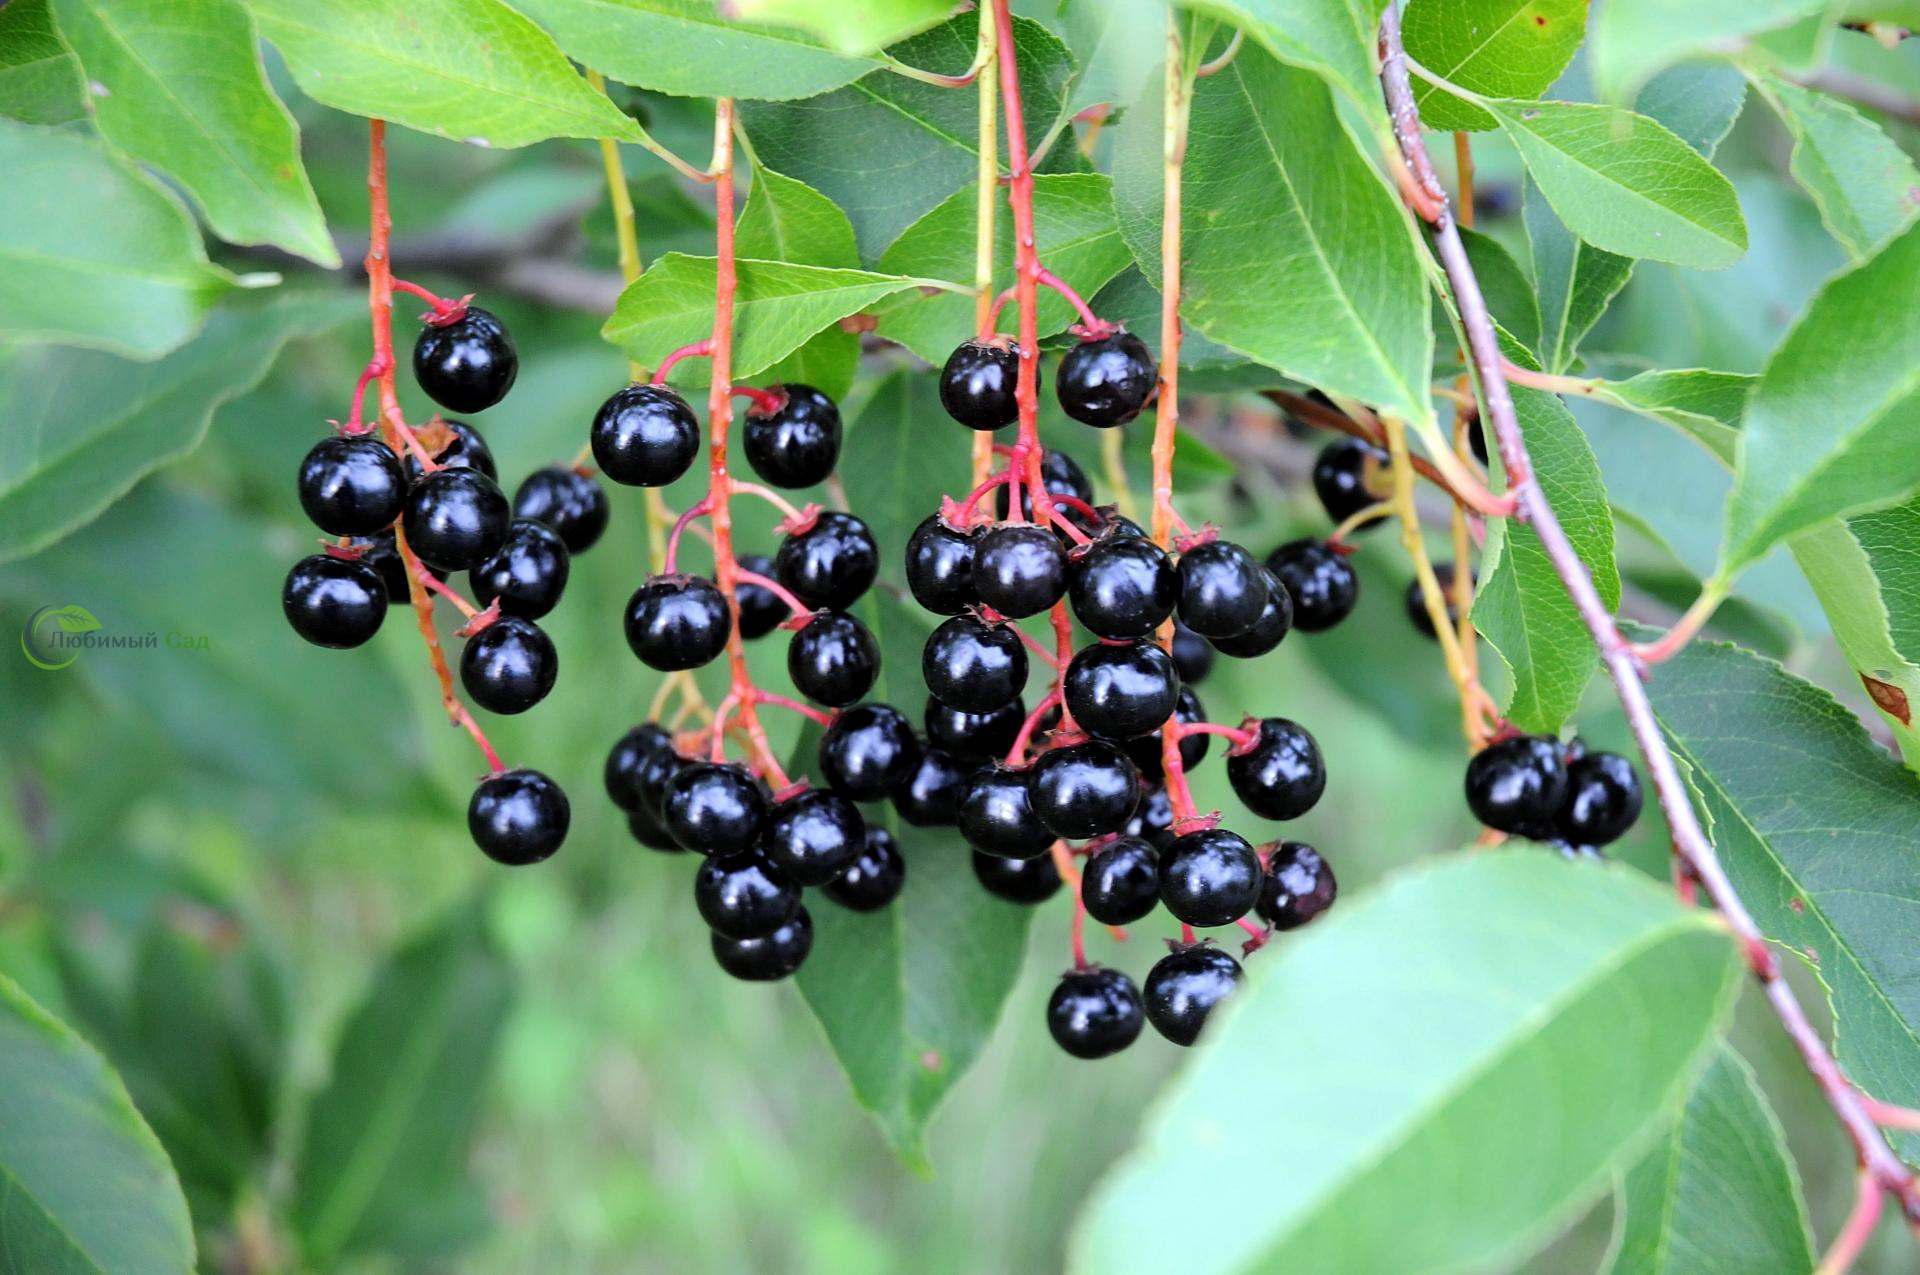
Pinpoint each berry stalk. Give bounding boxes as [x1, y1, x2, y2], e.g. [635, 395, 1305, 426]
[971, 3, 999, 493]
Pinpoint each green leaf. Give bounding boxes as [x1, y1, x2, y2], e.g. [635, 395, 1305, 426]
[876, 172, 1132, 364]
[736, 166, 864, 397]
[0, 116, 230, 359]
[513, 0, 882, 101]
[51, 0, 337, 265]
[246, 0, 641, 147]
[1070, 852, 1740, 1275]
[1723, 218, 1920, 575]
[295, 900, 512, 1267]
[0, 972, 194, 1274]
[1403, 0, 1589, 132]
[1645, 634, 1920, 1162]
[1182, 0, 1390, 131]
[1113, 43, 1433, 424]
[1787, 516, 1920, 770]
[1751, 72, 1920, 262]
[1597, 368, 1753, 458]
[0, 292, 359, 563]
[741, 14, 1074, 259]
[1492, 97, 1748, 269]
[1058, 0, 1165, 115]
[726, 0, 957, 54]
[1590, 0, 1821, 103]
[0, 0, 83, 124]
[1605, 1047, 1815, 1274]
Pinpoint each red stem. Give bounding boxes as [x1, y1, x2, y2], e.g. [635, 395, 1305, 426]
[1004, 691, 1063, 765]
[753, 689, 836, 727]
[342, 354, 389, 435]
[730, 481, 808, 525]
[662, 496, 714, 574]
[736, 569, 812, 623]
[652, 339, 714, 385]
[391, 277, 466, 323]
[1035, 266, 1115, 337]
[1175, 720, 1258, 750]
[732, 384, 787, 416]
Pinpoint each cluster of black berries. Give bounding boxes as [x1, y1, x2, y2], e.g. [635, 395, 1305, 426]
[1465, 734, 1644, 857]
[283, 304, 610, 867]
[1256, 439, 1371, 638]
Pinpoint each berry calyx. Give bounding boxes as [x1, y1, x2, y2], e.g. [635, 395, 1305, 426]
[1046, 967, 1144, 1059]
[959, 765, 1057, 859]
[459, 614, 557, 715]
[468, 768, 569, 865]
[1056, 330, 1156, 428]
[1266, 538, 1358, 633]
[1176, 540, 1268, 639]
[922, 614, 1028, 712]
[299, 435, 406, 536]
[469, 518, 569, 619]
[512, 466, 609, 554]
[662, 762, 769, 855]
[1311, 439, 1390, 526]
[413, 305, 517, 413]
[787, 610, 881, 707]
[695, 851, 801, 940]
[776, 510, 878, 611]
[712, 906, 813, 981]
[1081, 837, 1161, 925]
[1464, 734, 1569, 835]
[1143, 943, 1243, 1046]
[1256, 840, 1337, 930]
[1556, 750, 1643, 846]
[763, 789, 866, 886]
[1063, 641, 1180, 741]
[1068, 535, 1179, 639]
[823, 827, 907, 911]
[893, 746, 977, 827]
[743, 383, 841, 489]
[403, 467, 511, 571]
[818, 703, 922, 801]
[972, 524, 1068, 619]
[905, 515, 980, 615]
[1226, 717, 1326, 821]
[283, 554, 388, 648]
[1027, 740, 1140, 840]
[939, 339, 1021, 430]
[625, 574, 730, 671]
[591, 383, 700, 488]
[1159, 827, 1262, 928]
[972, 849, 1061, 904]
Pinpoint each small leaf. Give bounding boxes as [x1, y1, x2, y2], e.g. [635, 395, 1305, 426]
[736, 166, 864, 398]
[1597, 367, 1753, 458]
[726, 0, 957, 55]
[1058, 0, 1166, 115]
[1403, 0, 1589, 131]
[1590, 0, 1822, 103]
[1788, 515, 1920, 770]
[1751, 71, 1920, 262]
[0, 0, 84, 124]
[1070, 853, 1740, 1275]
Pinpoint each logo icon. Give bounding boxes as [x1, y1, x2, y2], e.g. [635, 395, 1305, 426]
[21, 604, 101, 671]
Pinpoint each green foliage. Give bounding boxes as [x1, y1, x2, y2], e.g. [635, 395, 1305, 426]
[1589, 0, 1821, 104]
[1404, 0, 1588, 131]
[0, 0, 83, 124]
[1751, 71, 1920, 262]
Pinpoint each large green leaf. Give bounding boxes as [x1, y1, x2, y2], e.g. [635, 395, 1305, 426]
[1493, 97, 1748, 269]
[1181, 0, 1388, 131]
[0, 972, 194, 1274]
[0, 0, 83, 123]
[1787, 516, 1920, 770]
[735, 166, 864, 397]
[1646, 635, 1920, 1162]
[1590, 0, 1822, 103]
[1605, 1047, 1814, 1274]
[1113, 43, 1433, 424]
[295, 900, 512, 1266]
[727, 0, 957, 54]
[51, 0, 336, 265]
[0, 117, 230, 359]
[1751, 71, 1920, 263]
[246, 0, 640, 147]
[1058, 0, 1165, 115]
[1070, 852, 1740, 1275]
[1723, 218, 1920, 575]
[1403, 0, 1588, 131]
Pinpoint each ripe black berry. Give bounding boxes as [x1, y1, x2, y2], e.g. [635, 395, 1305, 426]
[972, 524, 1068, 619]
[1027, 741, 1139, 840]
[627, 804, 680, 852]
[1257, 840, 1336, 930]
[1159, 828, 1262, 927]
[1226, 717, 1325, 820]
[823, 827, 907, 911]
[818, 703, 921, 801]
[776, 511, 878, 611]
[787, 610, 880, 707]
[972, 849, 1060, 904]
[743, 384, 841, 488]
[1267, 539, 1357, 633]
[994, 449, 1093, 524]
[1407, 563, 1472, 638]
[460, 616, 557, 715]
[512, 466, 608, 554]
[1047, 967, 1143, 1059]
[283, 554, 388, 648]
[1123, 785, 1175, 851]
[959, 765, 1056, 859]
[712, 906, 812, 981]
[906, 516, 980, 615]
[1176, 541, 1268, 639]
[894, 746, 976, 827]
[925, 694, 1028, 760]
[922, 615, 1027, 712]
[605, 722, 674, 811]
[344, 530, 438, 604]
[591, 383, 700, 488]
[1124, 685, 1208, 780]
[733, 553, 786, 640]
[413, 305, 517, 413]
[1557, 751, 1642, 846]
[469, 518, 569, 619]
[299, 436, 406, 536]
[764, 789, 866, 886]
[1464, 735, 1569, 835]
[403, 419, 496, 485]
[1063, 641, 1180, 741]
[1312, 439, 1389, 526]
[1170, 620, 1215, 686]
[625, 574, 729, 671]
[634, 745, 688, 823]
[939, 339, 1021, 430]
[1056, 331, 1156, 428]
[1206, 567, 1293, 659]
[468, 768, 568, 865]
[1144, 944, 1242, 1046]
[1081, 837, 1160, 925]
[403, 467, 510, 571]
[1068, 535, 1179, 639]
[696, 851, 801, 940]
[662, 762, 768, 855]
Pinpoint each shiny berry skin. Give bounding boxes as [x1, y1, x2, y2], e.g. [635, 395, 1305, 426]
[460, 616, 557, 715]
[1124, 786, 1175, 851]
[1256, 840, 1337, 929]
[344, 530, 439, 604]
[972, 524, 1068, 619]
[1063, 641, 1180, 741]
[468, 768, 568, 865]
[905, 516, 979, 615]
[299, 436, 405, 536]
[469, 518, 569, 619]
[633, 746, 687, 824]
[283, 554, 387, 648]
[1206, 567, 1293, 659]
[1312, 439, 1389, 526]
[591, 383, 700, 487]
[413, 306, 516, 412]
[732, 552, 786, 640]
[1159, 828, 1262, 927]
[818, 703, 921, 801]
[1548, 838, 1606, 862]
[743, 384, 840, 488]
[939, 339, 1021, 430]
[626, 804, 680, 852]
[403, 467, 510, 571]
[823, 827, 907, 911]
[625, 574, 730, 671]
[1144, 944, 1243, 1046]
[893, 746, 976, 826]
[1227, 717, 1325, 820]
[1464, 735, 1569, 835]
[1267, 539, 1357, 633]
[403, 419, 496, 485]
[972, 849, 1060, 904]
[922, 615, 1027, 712]
[663, 762, 768, 856]
[764, 789, 866, 886]
[1047, 967, 1143, 1059]
[1028, 741, 1140, 840]
[1068, 536, 1179, 639]
[1125, 686, 1208, 780]
[1407, 563, 1472, 638]
[712, 906, 812, 981]
[1081, 837, 1160, 925]
[1557, 751, 1642, 846]
[1056, 331, 1156, 428]
[959, 765, 1056, 859]
[696, 852, 800, 940]
[1170, 620, 1215, 686]
[605, 722, 674, 811]
[512, 466, 608, 555]
[994, 449, 1093, 523]
[926, 695, 1030, 759]
[776, 511, 878, 611]
[1176, 541, 1268, 639]
[788, 610, 880, 707]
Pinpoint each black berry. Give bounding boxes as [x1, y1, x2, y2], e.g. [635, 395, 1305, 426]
[512, 466, 608, 555]
[1267, 539, 1357, 633]
[469, 518, 569, 619]
[591, 383, 700, 488]
[922, 615, 1027, 712]
[1207, 567, 1293, 659]
[823, 827, 907, 911]
[906, 515, 980, 615]
[1226, 717, 1325, 820]
[925, 695, 1029, 760]
[626, 804, 680, 852]
[1081, 837, 1160, 925]
[1170, 620, 1215, 686]
[1056, 330, 1156, 428]
[1159, 828, 1262, 928]
[1176, 541, 1268, 639]
[743, 384, 841, 488]
[959, 765, 1056, 859]
[776, 511, 878, 611]
[460, 615, 557, 715]
[1028, 741, 1140, 840]
[468, 768, 568, 865]
[764, 789, 866, 886]
[994, 449, 1093, 524]
[625, 574, 730, 671]
[818, 703, 921, 801]
[344, 530, 439, 604]
[1464, 735, 1569, 835]
[787, 610, 880, 707]
[299, 436, 405, 536]
[1312, 439, 1389, 526]
[1123, 786, 1175, 851]
[696, 852, 801, 940]
[733, 552, 786, 640]
[403, 419, 496, 485]
[1557, 751, 1642, 846]
[712, 906, 812, 981]
[283, 554, 388, 648]
[413, 305, 517, 413]
[1144, 944, 1242, 1046]
[894, 746, 977, 826]
[403, 467, 510, 571]
[1069, 535, 1179, 639]
[972, 524, 1068, 619]
[1124, 685, 1208, 780]
[605, 722, 674, 811]
[1063, 641, 1180, 741]
[1047, 967, 1143, 1059]
[663, 762, 768, 855]
[1257, 840, 1337, 930]
[939, 339, 1021, 430]
[972, 849, 1060, 904]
